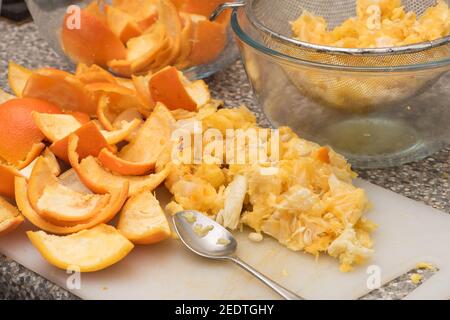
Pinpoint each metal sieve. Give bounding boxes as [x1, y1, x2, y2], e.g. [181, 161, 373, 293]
[212, 0, 450, 111]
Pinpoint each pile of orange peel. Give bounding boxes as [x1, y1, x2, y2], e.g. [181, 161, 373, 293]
[61, 0, 229, 77]
[0, 61, 212, 271]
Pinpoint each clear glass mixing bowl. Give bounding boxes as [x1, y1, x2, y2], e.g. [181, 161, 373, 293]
[25, 0, 239, 79]
[229, 5, 450, 169]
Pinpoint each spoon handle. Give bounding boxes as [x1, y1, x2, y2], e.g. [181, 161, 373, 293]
[227, 256, 303, 300]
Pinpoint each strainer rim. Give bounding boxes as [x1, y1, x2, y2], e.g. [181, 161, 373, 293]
[245, 0, 450, 56]
[232, 11, 450, 72]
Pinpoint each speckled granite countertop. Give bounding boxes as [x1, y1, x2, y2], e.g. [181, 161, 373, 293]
[0, 18, 448, 300]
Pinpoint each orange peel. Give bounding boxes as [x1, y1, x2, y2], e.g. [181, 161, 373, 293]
[115, 77, 135, 90]
[0, 97, 61, 167]
[8, 61, 33, 97]
[105, 5, 142, 43]
[68, 134, 170, 196]
[188, 18, 227, 66]
[113, 108, 144, 128]
[149, 66, 210, 111]
[119, 103, 175, 164]
[59, 169, 94, 195]
[112, 0, 158, 30]
[61, 8, 126, 67]
[131, 74, 155, 114]
[49, 121, 113, 163]
[96, 104, 174, 176]
[19, 149, 61, 180]
[23, 69, 97, 115]
[32, 112, 82, 143]
[97, 148, 155, 176]
[181, 0, 229, 23]
[0, 88, 14, 104]
[117, 190, 171, 244]
[92, 84, 143, 131]
[75, 64, 118, 85]
[15, 176, 129, 235]
[27, 224, 134, 272]
[0, 196, 24, 236]
[100, 119, 142, 145]
[27, 156, 61, 212]
[128, 26, 168, 74]
[149, 0, 182, 69]
[174, 13, 194, 69]
[27, 156, 110, 225]
[0, 163, 22, 199]
[107, 59, 133, 78]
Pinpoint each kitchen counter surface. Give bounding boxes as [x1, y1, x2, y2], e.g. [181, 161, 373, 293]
[0, 18, 448, 300]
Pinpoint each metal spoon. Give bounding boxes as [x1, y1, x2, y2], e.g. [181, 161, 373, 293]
[172, 210, 303, 300]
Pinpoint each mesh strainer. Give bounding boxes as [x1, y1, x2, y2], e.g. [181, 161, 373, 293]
[212, 0, 450, 111]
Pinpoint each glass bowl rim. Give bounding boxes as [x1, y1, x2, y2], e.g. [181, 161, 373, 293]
[230, 11, 450, 73]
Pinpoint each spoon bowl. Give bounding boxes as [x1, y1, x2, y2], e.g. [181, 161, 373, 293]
[172, 210, 303, 300]
[172, 210, 237, 259]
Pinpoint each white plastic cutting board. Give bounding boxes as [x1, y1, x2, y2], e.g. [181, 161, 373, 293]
[0, 180, 449, 300]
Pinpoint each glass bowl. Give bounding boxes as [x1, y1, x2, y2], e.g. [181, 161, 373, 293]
[25, 0, 239, 80]
[228, 3, 450, 169]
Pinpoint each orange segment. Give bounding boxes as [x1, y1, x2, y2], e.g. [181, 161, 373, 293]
[68, 134, 170, 196]
[61, 8, 127, 66]
[15, 176, 129, 235]
[22, 69, 97, 115]
[8, 61, 33, 97]
[0, 98, 61, 167]
[27, 224, 134, 272]
[49, 121, 113, 163]
[32, 113, 82, 142]
[0, 196, 24, 236]
[117, 190, 171, 244]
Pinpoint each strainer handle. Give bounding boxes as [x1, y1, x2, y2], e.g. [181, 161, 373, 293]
[210, 1, 246, 21]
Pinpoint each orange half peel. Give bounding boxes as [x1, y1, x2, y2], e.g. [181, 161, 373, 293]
[117, 190, 171, 244]
[27, 224, 134, 272]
